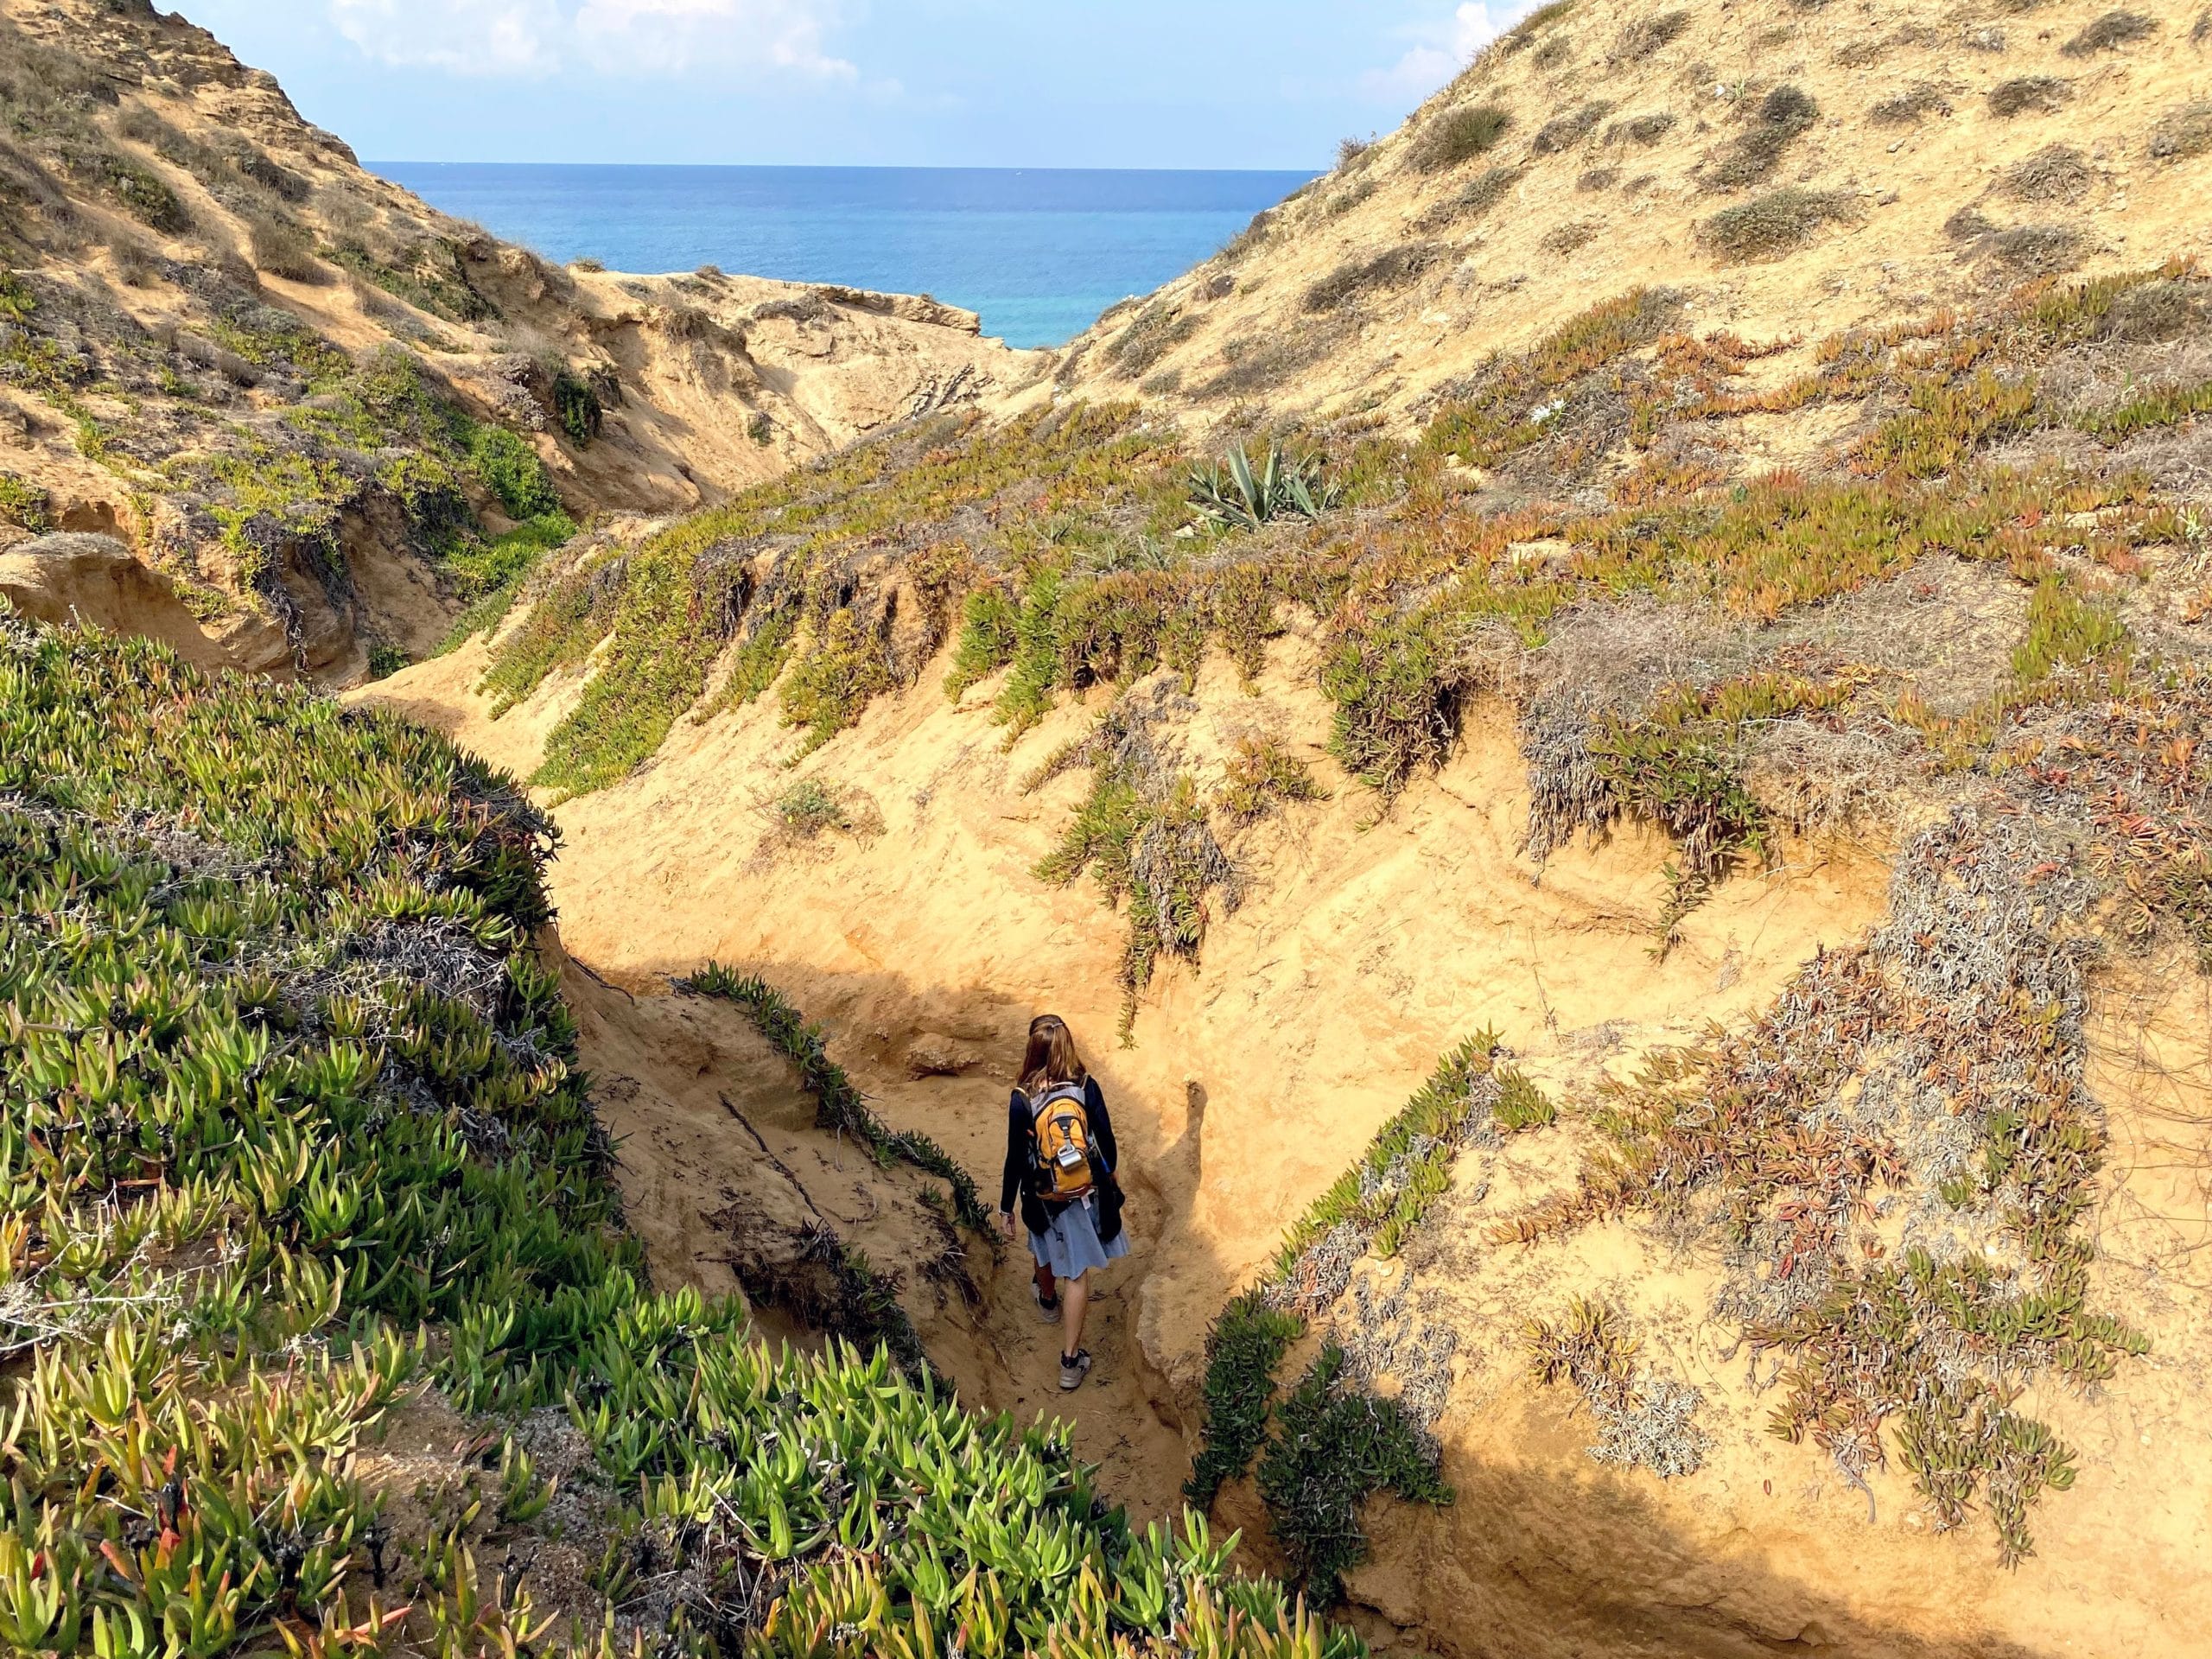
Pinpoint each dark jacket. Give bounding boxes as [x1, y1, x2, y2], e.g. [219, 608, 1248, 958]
[1001, 1075, 1125, 1244]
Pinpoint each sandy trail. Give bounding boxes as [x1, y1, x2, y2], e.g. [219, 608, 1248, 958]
[558, 950, 1198, 1524]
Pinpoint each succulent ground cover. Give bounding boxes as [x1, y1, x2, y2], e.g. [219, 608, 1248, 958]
[482, 256, 2212, 1579]
[492, 262, 2212, 1032]
[0, 613, 1350, 1659]
[1182, 1039, 1553, 1605]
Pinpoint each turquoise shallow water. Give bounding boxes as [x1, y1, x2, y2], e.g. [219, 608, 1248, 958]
[375, 163, 1316, 350]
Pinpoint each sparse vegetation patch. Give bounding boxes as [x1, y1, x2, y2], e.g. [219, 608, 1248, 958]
[1990, 77, 2074, 118]
[1412, 104, 1516, 172]
[1701, 187, 1858, 260]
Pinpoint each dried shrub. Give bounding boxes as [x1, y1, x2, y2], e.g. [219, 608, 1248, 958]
[1414, 164, 1519, 232]
[1707, 85, 1820, 188]
[1614, 9, 1692, 59]
[108, 232, 160, 286]
[1413, 103, 1515, 172]
[1988, 224, 2085, 276]
[1578, 167, 1620, 192]
[1871, 84, 1950, 124]
[1606, 111, 1677, 146]
[1219, 207, 1277, 262]
[2061, 10, 2157, 54]
[1701, 188, 1858, 261]
[2003, 143, 2093, 203]
[1303, 243, 1442, 314]
[2149, 99, 2212, 161]
[1988, 77, 2073, 118]
[1107, 303, 1198, 377]
[1541, 217, 1605, 255]
[1533, 36, 1573, 70]
[246, 215, 327, 284]
[1533, 100, 1614, 155]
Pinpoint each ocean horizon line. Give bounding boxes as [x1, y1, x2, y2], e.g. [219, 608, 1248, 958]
[369, 160, 1318, 178]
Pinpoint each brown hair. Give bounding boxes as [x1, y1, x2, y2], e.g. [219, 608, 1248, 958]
[1017, 1014, 1086, 1095]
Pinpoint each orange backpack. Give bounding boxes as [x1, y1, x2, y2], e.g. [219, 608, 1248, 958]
[1029, 1082, 1096, 1202]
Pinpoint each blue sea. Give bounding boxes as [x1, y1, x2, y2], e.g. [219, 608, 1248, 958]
[374, 164, 1316, 350]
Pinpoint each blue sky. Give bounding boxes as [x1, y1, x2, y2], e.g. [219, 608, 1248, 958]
[178, 2, 1535, 170]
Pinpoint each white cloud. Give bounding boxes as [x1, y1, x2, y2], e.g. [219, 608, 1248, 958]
[328, 0, 855, 80]
[1361, 3, 1521, 102]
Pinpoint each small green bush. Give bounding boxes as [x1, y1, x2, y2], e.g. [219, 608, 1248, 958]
[1217, 734, 1328, 823]
[1412, 103, 1515, 172]
[436, 512, 576, 601]
[2075, 377, 2212, 441]
[944, 584, 1020, 699]
[0, 470, 50, 531]
[1256, 1346, 1451, 1608]
[466, 422, 562, 518]
[551, 366, 603, 445]
[2012, 576, 2129, 684]
[768, 775, 855, 836]
[1185, 1292, 1306, 1506]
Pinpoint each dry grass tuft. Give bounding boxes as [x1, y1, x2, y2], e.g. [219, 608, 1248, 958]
[1414, 165, 1520, 232]
[1871, 84, 1950, 124]
[1613, 9, 1692, 59]
[2061, 9, 2157, 54]
[1702, 188, 1858, 261]
[1534, 100, 1615, 155]
[1305, 243, 1444, 314]
[246, 216, 327, 285]
[1412, 103, 1516, 173]
[1606, 111, 1678, 146]
[1989, 76, 2074, 118]
[1989, 224, 2086, 276]
[1707, 85, 1820, 188]
[1541, 218, 1605, 255]
[2149, 99, 2212, 161]
[2003, 143, 2093, 203]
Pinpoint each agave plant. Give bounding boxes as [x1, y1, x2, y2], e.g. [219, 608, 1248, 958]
[1188, 442, 1344, 531]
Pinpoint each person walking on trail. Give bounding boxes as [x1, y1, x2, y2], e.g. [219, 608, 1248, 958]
[998, 1014, 1127, 1392]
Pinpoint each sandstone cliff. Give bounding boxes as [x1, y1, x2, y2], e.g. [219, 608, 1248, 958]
[0, 0, 1036, 679]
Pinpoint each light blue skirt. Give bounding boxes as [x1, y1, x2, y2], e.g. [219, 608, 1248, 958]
[1029, 1192, 1130, 1281]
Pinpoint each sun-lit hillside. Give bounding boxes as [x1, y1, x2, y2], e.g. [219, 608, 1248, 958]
[9, 0, 2212, 1654]
[0, 0, 1033, 680]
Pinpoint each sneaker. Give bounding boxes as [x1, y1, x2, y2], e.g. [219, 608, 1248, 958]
[1033, 1285, 1061, 1323]
[1059, 1349, 1093, 1392]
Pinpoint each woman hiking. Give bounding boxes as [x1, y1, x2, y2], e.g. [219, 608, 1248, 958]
[998, 1014, 1127, 1391]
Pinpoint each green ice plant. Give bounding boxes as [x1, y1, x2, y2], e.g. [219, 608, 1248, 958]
[0, 612, 1340, 1657]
